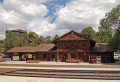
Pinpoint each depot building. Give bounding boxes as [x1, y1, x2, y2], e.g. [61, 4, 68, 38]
[7, 31, 114, 63]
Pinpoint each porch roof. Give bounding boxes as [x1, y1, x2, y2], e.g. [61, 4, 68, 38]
[7, 47, 38, 53]
[91, 43, 114, 52]
[7, 44, 57, 53]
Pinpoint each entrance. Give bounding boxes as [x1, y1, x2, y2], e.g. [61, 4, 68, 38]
[62, 53, 67, 62]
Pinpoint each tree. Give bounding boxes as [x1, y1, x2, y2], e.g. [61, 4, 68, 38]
[109, 30, 120, 51]
[44, 36, 51, 44]
[0, 41, 3, 53]
[80, 27, 96, 40]
[96, 31, 110, 43]
[98, 4, 120, 44]
[4, 31, 16, 52]
[39, 36, 45, 44]
[15, 33, 29, 47]
[28, 32, 40, 46]
[52, 35, 59, 41]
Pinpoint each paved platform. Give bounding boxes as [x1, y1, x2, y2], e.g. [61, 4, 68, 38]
[0, 75, 119, 82]
[0, 61, 119, 65]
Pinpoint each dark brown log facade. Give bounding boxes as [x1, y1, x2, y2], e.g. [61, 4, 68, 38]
[7, 30, 114, 63]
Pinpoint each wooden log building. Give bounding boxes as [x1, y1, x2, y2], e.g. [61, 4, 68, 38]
[7, 30, 114, 63]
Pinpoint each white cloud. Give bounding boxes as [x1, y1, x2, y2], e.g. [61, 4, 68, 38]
[0, 0, 55, 39]
[0, 0, 119, 39]
[55, 0, 120, 32]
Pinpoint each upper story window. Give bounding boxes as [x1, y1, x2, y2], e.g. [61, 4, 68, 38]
[43, 53, 46, 58]
[71, 42, 75, 47]
[82, 42, 86, 46]
[61, 42, 65, 47]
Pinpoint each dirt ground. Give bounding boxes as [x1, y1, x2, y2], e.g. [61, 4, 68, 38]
[0, 68, 22, 73]
[0, 63, 120, 68]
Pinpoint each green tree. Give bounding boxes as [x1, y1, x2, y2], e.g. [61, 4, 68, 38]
[39, 36, 45, 44]
[80, 27, 96, 40]
[52, 35, 59, 41]
[44, 36, 51, 44]
[4, 31, 16, 52]
[98, 4, 120, 43]
[96, 31, 110, 43]
[15, 33, 29, 47]
[109, 30, 120, 51]
[28, 32, 40, 46]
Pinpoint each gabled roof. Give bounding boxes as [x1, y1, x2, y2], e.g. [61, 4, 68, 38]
[92, 43, 114, 52]
[52, 30, 96, 44]
[7, 47, 38, 53]
[36, 44, 56, 52]
[7, 44, 56, 53]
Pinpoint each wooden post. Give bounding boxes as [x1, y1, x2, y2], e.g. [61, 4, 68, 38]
[89, 51, 90, 63]
[57, 41, 59, 62]
[19, 53, 22, 61]
[10, 53, 13, 61]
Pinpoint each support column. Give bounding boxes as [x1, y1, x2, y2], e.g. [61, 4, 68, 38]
[10, 53, 13, 61]
[57, 52, 59, 62]
[81, 53, 83, 62]
[23, 53, 27, 61]
[56, 41, 59, 62]
[19, 53, 22, 61]
[89, 52, 90, 63]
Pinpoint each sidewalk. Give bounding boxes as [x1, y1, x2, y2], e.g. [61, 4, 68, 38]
[1, 61, 119, 65]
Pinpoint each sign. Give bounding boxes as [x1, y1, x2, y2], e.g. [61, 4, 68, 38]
[114, 52, 120, 60]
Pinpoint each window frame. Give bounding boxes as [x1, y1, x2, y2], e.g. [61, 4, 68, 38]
[51, 53, 55, 58]
[82, 42, 86, 46]
[43, 53, 47, 58]
[71, 42, 75, 47]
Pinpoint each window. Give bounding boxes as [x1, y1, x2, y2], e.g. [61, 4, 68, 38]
[82, 42, 86, 46]
[51, 53, 55, 58]
[61, 42, 65, 47]
[71, 53, 75, 59]
[71, 32, 74, 34]
[43, 53, 46, 58]
[64, 53, 67, 59]
[71, 42, 75, 47]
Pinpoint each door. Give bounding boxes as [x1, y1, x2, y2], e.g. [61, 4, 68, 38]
[62, 53, 67, 62]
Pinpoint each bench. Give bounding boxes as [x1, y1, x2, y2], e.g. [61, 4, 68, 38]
[0, 59, 7, 62]
[26, 60, 40, 63]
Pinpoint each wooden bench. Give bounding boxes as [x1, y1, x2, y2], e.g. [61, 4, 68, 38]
[26, 60, 40, 63]
[0, 59, 7, 62]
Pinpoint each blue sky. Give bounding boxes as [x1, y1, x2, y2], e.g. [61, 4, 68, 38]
[0, 0, 3, 3]
[44, 0, 70, 23]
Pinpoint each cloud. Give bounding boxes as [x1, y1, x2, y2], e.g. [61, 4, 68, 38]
[0, 0, 119, 39]
[0, 0, 55, 39]
[55, 0, 120, 32]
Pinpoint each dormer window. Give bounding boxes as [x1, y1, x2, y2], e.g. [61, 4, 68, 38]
[71, 32, 74, 34]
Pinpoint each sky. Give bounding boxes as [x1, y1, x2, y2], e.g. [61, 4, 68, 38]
[0, 0, 119, 40]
